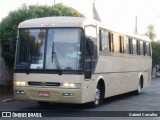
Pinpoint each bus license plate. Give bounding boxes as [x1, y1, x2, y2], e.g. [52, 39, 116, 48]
[38, 91, 50, 97]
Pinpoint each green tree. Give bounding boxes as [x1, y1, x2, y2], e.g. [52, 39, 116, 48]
[151, 41, 160, 67]
[0, 3, 84, 69]
[145, 24, 156, 41]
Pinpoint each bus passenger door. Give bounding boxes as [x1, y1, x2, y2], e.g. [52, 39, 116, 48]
[83, 37, 98, 102]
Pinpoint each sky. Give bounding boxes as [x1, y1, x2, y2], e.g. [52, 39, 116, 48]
[0, 0, 160, 38]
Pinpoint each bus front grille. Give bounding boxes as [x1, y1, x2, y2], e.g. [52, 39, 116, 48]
[28, 82, 60, 87]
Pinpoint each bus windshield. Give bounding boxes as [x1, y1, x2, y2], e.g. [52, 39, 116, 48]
[15, 28, 83, 71]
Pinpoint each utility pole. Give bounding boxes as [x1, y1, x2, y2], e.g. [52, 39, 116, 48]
[94, 0, 96, 5]
[54, 0, 56, 5]
[135, 16, 138, 34]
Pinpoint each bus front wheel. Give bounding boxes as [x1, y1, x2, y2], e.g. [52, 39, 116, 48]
[90, 84, 103, 107]
[134, 80, 143, 95]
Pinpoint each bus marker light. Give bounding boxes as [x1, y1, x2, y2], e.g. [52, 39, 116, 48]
[62, 93, 74, 97]
[15, 90, 25, 94]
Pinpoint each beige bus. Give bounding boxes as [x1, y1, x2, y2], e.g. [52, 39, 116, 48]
[13, 16, 152, 107]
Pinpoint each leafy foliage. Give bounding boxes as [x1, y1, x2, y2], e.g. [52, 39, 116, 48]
[151, 41, 160, 67]
[145, 24, 156, 41]
[0, 4, 84, 68]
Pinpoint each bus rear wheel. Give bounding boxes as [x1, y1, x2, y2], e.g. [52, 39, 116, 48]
[134, 80, 142, 95]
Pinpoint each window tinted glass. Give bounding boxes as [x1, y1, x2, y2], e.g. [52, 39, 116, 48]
[132, 39, 138, 55]
[113, 34, 120, 53]
[123, 36, 129, 54]
[140, 41, 144, 55]
[100, 30, 109, 51]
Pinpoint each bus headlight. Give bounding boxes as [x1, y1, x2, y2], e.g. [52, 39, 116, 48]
[61, 83, 81, 88]
[14, 80, 26, 86]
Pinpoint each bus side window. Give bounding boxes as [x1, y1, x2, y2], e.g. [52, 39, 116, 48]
[140, 41, 144, 55]
[113, 33, 120, 53]
[108, 32, 113, 52]
[99, 30, 109, 51]
[143, 42, 147, 56]
[145, 42, 151, 56]
[123, 36, 129, 54]
[129, 38, 133, 54]
[137, 40, 140, 55]
[132, 39, 138, 55]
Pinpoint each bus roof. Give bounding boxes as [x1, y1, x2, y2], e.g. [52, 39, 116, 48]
[18, 16, 150, 42]
[127, 33, 150, 42]
[18, 16, 96, 28]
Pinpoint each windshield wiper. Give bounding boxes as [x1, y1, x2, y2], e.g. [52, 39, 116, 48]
[52, 42, 62, 75]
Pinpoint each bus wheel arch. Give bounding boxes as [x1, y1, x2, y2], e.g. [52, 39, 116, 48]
[90, 78, 105, 107]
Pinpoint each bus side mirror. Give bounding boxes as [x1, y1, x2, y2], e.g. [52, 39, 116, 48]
[86, 38, 94, 56]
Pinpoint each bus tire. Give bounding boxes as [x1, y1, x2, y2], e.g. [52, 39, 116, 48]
[90, 83, 104, 107]
[37, 101, 50, 106]
[134, 79, 143, 95]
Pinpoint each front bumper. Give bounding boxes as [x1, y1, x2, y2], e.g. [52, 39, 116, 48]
[14, 86, 82, 104]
